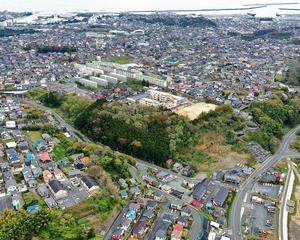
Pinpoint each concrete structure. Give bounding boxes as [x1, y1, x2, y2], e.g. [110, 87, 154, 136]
[90, 76, 108, 87]
[77, 78, 97, 88]
[101, 75, 118, 84]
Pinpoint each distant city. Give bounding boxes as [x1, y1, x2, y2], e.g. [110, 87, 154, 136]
[0, 3, 300, 240]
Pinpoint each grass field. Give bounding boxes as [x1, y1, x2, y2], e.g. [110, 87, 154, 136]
[175, 102, 217, 120]
[53, 144, 66, 160]
[27, 131, 42, 141]
[187, 132, 249, 171]
[113, 55, 132, 64]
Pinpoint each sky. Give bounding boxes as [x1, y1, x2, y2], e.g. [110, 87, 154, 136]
[0, 0, 299, 15]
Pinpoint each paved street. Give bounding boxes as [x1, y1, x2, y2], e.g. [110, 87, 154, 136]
[279, 161, 295, 240]
[230, 125, 300, 240]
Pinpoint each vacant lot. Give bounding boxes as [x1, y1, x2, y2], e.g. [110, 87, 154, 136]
[183, 132, 250, 172]
[175, 102, 217, 120]
[27, 131, 42, 141]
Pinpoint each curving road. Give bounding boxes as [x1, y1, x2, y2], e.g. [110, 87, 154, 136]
[230, 125, 300, 240]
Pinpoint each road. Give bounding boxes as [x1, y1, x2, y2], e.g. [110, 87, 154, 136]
[279, 161, 295, 240]
[23, 99, 91, 142]
[136, 159, 205, 183]
[230, 125, 300, 240]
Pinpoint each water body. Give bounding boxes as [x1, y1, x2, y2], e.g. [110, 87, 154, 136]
[0, 0, 299, 17]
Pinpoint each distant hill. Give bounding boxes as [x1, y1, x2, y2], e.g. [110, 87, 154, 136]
[127, 14, 217, 28]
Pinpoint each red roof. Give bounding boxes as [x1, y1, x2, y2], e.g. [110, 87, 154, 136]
[173, 223, 183, 232]
[40, 151, 51, 162]
[191, 199, 203, 208]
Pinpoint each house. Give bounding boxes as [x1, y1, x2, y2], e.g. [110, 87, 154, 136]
[22, 166, 36, 188]
[166, 159, 174, 169]
[33, 139, 46, 152]
[18, 141, 29, 153]
[6, 141, 17, 148]
[129, 178, 137, 185]
[147, 200, 158, 210]
[181, 206, 192, 217]
[192, 178, 209, 200]
[42, 133, 52, 143]
[18, 183, 27, 192]
[6, 149, 20, 163]
[142, 209, 154, 219]
[118, 178, 128, 188]
[43, 170, 53, 184]
[40, 151, 51, 163]
[45, 197, 58, 209]
[121, 218, 132, 231]
[48, 180, 68, 199]
[171, 224, 183, 240]
[53, 168, 65, 180]
[112, 228, 124, 240]
[81, 175, 99, 192]
[182, 165, 192, 176]
[170, 199, 183, 210]
[25, 152, 35, 161]
[67, 169, 81, 178]
[155, 229, 167, 240]
[130, 186, 141, 196]
[5, 121, 16, 129]
[153, 191, 163, 201]
[171, 189, 184, 199]
[173, 162, 183, 173]
[32, 167, 42, 178]
[156, 171, 169, 181]
[128, 202, 140, 212]
[161, 184, 172, 193]
[132, 217, 147, 237]
[37, 184, 50, 197]
[12, 194, 21, 209]
[224, 171, 240, 185]
[74, 160, 85, 169]
[213, 187, 229, 207]
[12, 163, 23, 174]
[126, 209, 137, 220]
[177, 215, 189, 227]
[119, 189, 128, 199]
[80, 156, 90, 165]
[163, 213, 176, 223]
[5, 179, 17, 193]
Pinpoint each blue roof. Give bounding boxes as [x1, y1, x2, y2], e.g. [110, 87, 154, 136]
[126, 209, 136, 220]
[6, 149, 20, 162]
[27, 204, 39, 213]
[25, 152, 34, 159]
[206, 202, 212, 208]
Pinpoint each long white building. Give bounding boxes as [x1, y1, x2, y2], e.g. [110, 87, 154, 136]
[77, 78, 97, 88]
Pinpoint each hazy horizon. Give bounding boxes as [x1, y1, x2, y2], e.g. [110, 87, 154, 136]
[0, 0, 299, 15]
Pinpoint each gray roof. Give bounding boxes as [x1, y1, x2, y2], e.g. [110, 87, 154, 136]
[192, 178, 209, 200]
[214, 187, 229, 206]
[45, 197, 57, 208]
[5, 179, 17, 189]
[48, 180, 64, 193]
[37, 184, 49, 197]
[81, 175, 97, 188]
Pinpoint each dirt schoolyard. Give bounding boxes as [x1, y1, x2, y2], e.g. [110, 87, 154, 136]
[174, 102, 217, 120]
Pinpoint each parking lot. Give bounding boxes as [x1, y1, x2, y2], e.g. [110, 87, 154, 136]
[251, 204, 269, 236]
[253, 183, 281, 199]
[56, 180, 90, 209]
[0, 195, 12, 212]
